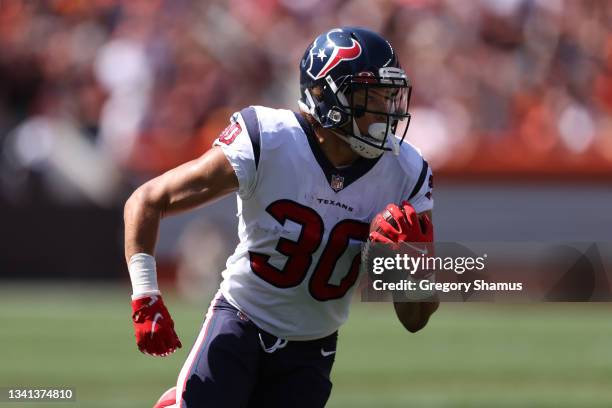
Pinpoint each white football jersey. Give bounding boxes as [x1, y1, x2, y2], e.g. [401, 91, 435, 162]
[213, 106, 433, 340]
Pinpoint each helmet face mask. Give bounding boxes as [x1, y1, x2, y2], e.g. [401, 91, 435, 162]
[299, 27, 412, 159]
[332, 72, 412, 156]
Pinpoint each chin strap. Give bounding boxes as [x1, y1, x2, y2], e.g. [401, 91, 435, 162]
[330, 127, 384, 159]
[368, 122, 400, 155]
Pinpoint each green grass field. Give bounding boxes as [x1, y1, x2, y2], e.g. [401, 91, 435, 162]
[1, 283, 611, 407]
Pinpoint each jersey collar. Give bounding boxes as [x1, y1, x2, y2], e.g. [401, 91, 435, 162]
[294, 112, 381, 193]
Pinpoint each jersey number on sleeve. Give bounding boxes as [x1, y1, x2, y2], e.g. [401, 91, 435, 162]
[249, 199, 369, 301]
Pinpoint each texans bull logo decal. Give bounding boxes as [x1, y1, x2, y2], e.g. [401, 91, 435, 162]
[306, 29, 362, 80]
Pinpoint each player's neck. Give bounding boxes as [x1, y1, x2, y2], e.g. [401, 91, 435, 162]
[314, 128, 361, 168]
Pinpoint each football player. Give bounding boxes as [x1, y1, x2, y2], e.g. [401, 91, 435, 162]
[124, 27, 437, 408]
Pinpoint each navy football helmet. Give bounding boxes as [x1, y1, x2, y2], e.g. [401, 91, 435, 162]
[299, 27, 412, 158]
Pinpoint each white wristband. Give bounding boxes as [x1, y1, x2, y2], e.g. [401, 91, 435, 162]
[128, 253, 161, 300]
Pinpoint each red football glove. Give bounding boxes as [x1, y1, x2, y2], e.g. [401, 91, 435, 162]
[369, 202, 434, 281]
[131, 295, 182, 356]
[369, 201, 433, 244]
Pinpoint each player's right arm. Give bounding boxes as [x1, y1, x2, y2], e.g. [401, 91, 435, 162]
[124, 146, 238, 356]
[124, 146, 238, 261]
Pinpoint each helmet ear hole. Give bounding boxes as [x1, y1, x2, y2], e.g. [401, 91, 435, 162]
[327, 109, 343, 124]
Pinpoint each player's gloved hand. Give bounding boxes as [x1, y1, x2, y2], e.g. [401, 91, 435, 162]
[369, 202, 434, 282]
[131, 295, 182, 356]
[369, 201, 433, 244]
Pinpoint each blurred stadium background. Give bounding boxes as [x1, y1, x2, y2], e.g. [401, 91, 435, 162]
[0, 0, 611, 406]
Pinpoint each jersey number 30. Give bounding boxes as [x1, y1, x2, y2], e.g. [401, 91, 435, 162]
[249, 199, 369, 301]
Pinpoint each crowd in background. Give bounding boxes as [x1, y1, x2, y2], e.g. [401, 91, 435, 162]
[0, 0, 610, 206]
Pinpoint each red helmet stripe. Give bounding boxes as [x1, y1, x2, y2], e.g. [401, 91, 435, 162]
[316, 39, 362, 79]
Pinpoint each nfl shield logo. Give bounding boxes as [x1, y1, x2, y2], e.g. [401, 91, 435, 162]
[330, 174, 344, 192]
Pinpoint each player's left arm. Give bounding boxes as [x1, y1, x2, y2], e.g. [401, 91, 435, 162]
[392, 209, 440, 333]
[391, 158, 438, 333]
